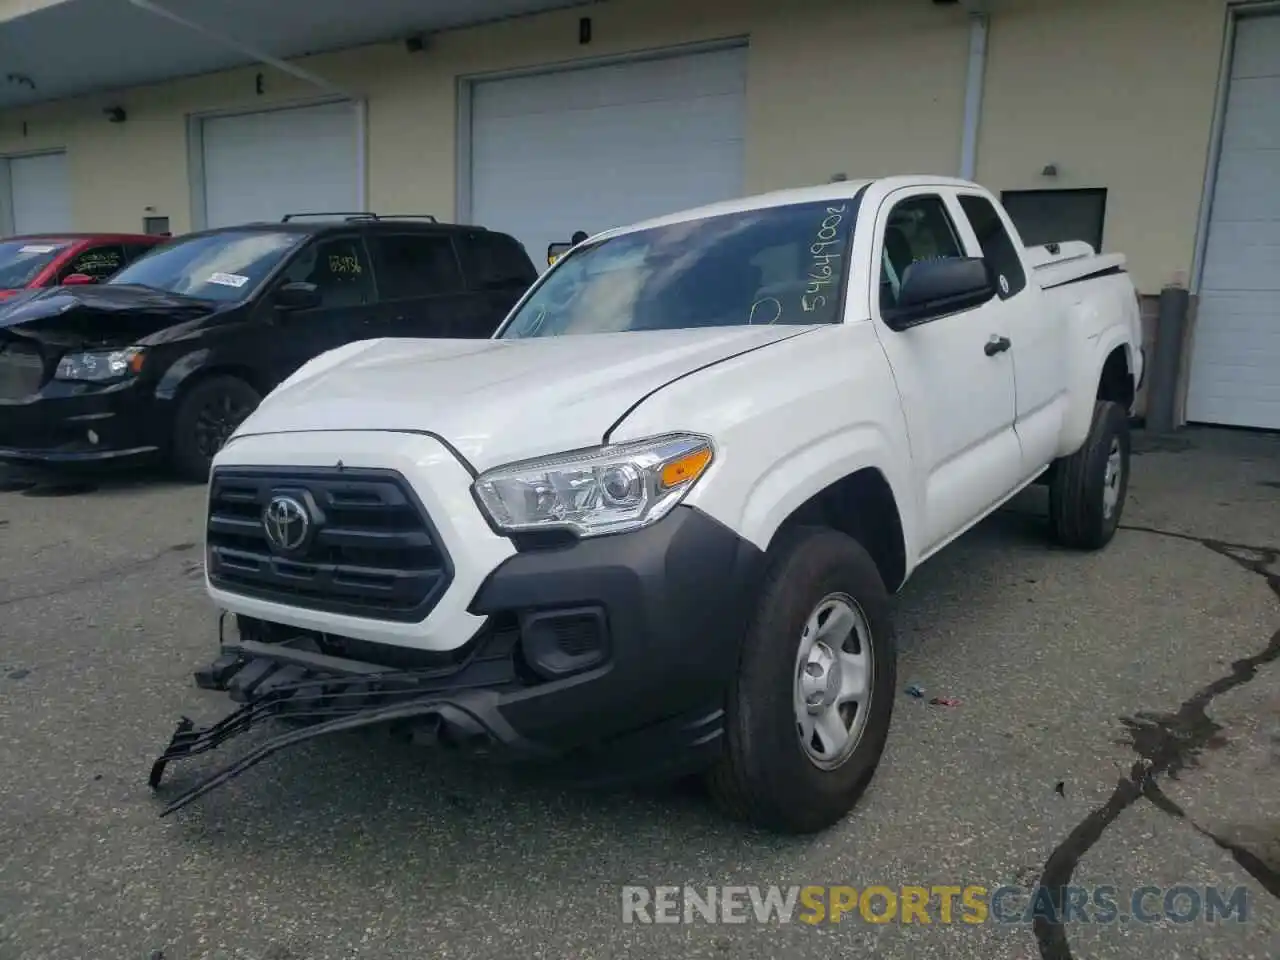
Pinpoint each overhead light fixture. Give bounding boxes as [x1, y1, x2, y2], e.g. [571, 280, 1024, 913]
[104, 106, 127, 123]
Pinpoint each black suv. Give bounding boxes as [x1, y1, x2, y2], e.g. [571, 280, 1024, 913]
[0, 214, 538, 480]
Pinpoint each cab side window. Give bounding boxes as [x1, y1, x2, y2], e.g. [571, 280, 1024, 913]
[879, 195, 963, 313]
[369, 234, 465, 300]
[958, 194, 1026, 299]
[61, 245, 126, 282]
[278, 236, 373, 308]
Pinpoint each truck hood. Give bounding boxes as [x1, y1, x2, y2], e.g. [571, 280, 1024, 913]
[0, 284, 220, 349]
[234, 325, 819, 472]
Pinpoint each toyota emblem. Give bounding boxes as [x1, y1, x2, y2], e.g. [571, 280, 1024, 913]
[262, 494, 311, 553]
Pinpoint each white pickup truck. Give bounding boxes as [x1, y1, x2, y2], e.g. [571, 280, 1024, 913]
[151, 176, 1144, 834]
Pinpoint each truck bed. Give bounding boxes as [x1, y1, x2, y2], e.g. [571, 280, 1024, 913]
[1025, 240, 1127, 291]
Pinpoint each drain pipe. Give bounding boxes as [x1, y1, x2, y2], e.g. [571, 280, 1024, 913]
[959, 8, 989, 180]
[126, 0, 366, 209]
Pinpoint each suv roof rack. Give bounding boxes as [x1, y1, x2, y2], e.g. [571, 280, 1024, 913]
[281, 212, 373, 222]
[280, 212, 439, 223]
[368, 214, 440, 223]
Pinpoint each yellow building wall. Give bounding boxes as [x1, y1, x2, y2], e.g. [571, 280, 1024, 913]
[0, 0, 969, 233]
[0, 0, 1235, 294]
[975, 0, 1229, 293]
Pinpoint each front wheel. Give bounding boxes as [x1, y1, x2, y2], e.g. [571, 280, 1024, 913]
[170, 375, 261, 483]
[706, 526, 897, 834]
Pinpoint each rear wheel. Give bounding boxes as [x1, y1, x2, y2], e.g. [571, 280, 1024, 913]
[1048, 400, 1130, 550]
[706, 526, 897, 834]
[170, 375, 260, 483]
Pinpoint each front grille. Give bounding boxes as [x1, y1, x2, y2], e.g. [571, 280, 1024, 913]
[206, 467, 454, 622]
[0, 339, 46, 400]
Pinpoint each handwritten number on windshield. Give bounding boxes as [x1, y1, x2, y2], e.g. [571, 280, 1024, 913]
[749, 297, 783, 325]
[528, 305, 548, 335]
[802, 205, 847, 313]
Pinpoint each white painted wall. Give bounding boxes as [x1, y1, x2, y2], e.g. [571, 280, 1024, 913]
[0, 0, 1238, 296]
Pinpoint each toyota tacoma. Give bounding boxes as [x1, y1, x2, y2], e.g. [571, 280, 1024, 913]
[151, 176, 1145, 834]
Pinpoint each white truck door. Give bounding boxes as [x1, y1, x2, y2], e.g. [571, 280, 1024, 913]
[870, 188, 1022, 555]
[953, 190, 1068, 480]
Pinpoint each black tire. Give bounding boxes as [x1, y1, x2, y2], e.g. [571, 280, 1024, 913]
[706, 526, 897, 834]
[1048, 400, 1130, 550]
[170, 375, 261, 483]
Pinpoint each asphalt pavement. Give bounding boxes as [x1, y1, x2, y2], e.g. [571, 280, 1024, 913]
[0, 426, 1277, 960]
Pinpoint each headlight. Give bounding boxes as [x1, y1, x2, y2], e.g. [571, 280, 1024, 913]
[473, 433, 715, 537]
[55, 347, 145, 382]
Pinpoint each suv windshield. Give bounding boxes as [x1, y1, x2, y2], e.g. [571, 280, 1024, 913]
[0, 240, 68, 289]
[108, 230, 302, 302]
[499, 199, 856, 338]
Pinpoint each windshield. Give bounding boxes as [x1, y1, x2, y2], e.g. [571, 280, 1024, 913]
[108, 230, 302, 301]
[0, 240, 68, 289]
[499, 199, 856, 338]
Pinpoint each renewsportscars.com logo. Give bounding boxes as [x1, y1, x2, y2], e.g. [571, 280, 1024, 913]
[620, 884, 1251, 926]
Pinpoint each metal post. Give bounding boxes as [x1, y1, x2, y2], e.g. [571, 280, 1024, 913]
[1144, 285, 1191, 434]
[959, 11, 989, 180]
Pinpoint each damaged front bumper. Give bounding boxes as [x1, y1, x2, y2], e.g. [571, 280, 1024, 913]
[151, 505, 766, 815]
[149, 619, 549, 817]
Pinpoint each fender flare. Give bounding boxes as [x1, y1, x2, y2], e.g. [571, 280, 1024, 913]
[732, 421, 916, 565]
[153, 349, 260, 404]
[1061, 325, 1136, 454]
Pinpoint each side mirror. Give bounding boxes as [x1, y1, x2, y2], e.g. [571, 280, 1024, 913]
[274, 280, 321, 311]
[546, 242, 572, 267]
[884, 257, 995, 329]
[62, 273, 96, 286]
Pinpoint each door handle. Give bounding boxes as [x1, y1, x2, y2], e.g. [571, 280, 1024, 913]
[984, 335, 1011, 357]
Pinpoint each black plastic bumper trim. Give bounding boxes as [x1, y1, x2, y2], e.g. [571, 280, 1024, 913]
[153, 505, 766, 811]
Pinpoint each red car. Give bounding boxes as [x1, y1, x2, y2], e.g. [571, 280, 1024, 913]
[0, 232, 169, 302]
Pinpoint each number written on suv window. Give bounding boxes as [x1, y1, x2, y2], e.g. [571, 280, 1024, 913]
[279, 237, 374, 308]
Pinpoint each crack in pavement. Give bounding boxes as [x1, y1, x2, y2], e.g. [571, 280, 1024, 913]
[1142, 780, 1280, 900]
[1034, 523, 1280, 960]
[0, 541, 199, 609]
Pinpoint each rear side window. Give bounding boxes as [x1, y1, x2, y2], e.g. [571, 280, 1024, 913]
[62, 245, 126, 281]
[958, 194, 1026, 298]
[456, 231, 536, 290]
[370, 234, 465, 299]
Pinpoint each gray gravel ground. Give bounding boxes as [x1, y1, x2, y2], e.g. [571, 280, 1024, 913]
[0, 425, 1277, 960]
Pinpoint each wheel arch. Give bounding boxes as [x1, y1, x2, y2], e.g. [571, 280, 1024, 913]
[1058, 329, 1137, 458]
[156, 350, 269, 406]
[771, 466, 909, 593]
[1097, 344, 1135, 412]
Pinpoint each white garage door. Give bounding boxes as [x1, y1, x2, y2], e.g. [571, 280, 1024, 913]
[468, 45, 747, 265]
[1187, 13, 1280, 430]
[6, 152, 72, 234]
[201, 101, 359, 228]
